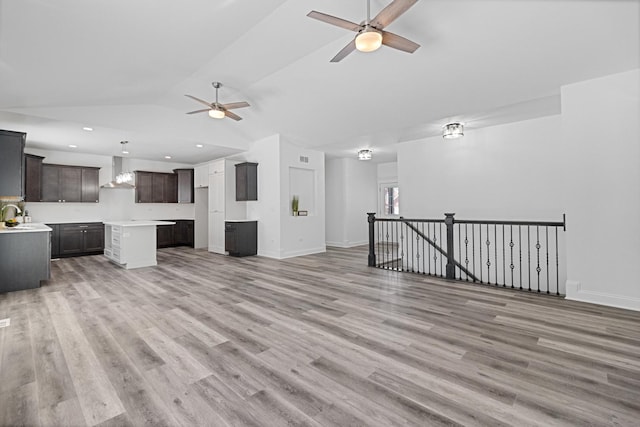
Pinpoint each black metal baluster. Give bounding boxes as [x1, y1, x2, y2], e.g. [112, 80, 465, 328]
[472, 225, 476, 280]
[556, 227, 560, 295]
[509, 225, 514, 287]
[439, 223, 443, 277]
[432, 223, 438, 276]
[427, 222, 432, 275]
[536, 226, 541, 292]
[502, 225, 505, 286]
[527, 226, 531, 291]
[422, 222, 426, 274]
[479, 224, 483, 284]
[458, 224, 462, 280]
[486, 224, 491, 285]
[545, 226, 550, 294]
[518, 226, 522, 290]
[494, 224, 498, 286]
[464, 224, 469, 281]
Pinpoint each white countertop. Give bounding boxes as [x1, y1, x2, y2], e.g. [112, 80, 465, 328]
[103, 220, 176, 227]
[0, 223, 52, 234]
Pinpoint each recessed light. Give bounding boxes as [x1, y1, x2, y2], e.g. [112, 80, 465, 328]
[68, 144, 77, 148]
[196, 144, 204, 148]
[82, 127, 93, 132]
[164, 155, 172, 159]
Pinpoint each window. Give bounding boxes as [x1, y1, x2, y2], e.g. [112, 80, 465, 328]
[380, 184, 399, 216]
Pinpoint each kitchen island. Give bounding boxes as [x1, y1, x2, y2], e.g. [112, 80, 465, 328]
[0, 223, 51, 293]
[103, 220, 175, 269]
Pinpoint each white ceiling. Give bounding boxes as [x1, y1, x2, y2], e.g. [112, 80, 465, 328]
[0, 0, 638, 164]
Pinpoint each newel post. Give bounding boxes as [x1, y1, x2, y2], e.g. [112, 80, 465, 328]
[367, 213, 376, 267]
[444, 213, 456, 280]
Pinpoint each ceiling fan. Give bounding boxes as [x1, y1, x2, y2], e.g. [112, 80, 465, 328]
[308, 0, 420, 62]
[185, 82, 250, 121]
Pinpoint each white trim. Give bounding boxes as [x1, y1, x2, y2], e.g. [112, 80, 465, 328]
[326, 240, 368, 248]
[279, 246, 327, 259]
[565, 280, 640, 312]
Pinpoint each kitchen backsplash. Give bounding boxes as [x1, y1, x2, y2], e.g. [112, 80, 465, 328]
[26, 189, 195, 223]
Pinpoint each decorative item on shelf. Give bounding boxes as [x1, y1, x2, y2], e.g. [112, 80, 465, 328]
[292, 195, 299, 216]
[298, 210, 308, 216]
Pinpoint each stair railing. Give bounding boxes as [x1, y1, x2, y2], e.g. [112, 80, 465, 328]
[368, 212, 566, 296]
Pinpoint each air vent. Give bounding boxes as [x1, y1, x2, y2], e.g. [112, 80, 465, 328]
[299, 156, 309, 163]
[0, 318, 10, 328]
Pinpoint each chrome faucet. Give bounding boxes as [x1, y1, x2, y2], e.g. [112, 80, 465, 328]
[1, 204, 22, 220]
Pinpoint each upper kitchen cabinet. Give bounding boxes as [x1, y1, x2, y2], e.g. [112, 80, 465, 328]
[194, 164, 209, 188]
[41, 164, 100, 203]
[24, 154, 44, 202]
[135, 171, 184, 203]
[0, 129, 26, 199]
[174, 168, 194, 203]
[235, 162, 258, 201]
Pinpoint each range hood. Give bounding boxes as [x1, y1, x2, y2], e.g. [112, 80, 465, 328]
[101, 156, 135, 189]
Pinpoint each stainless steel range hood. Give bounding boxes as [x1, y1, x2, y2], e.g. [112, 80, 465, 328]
[101, 156, 135, 189]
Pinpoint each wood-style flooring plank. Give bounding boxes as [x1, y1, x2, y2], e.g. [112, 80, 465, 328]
[0, 245, 639, 426]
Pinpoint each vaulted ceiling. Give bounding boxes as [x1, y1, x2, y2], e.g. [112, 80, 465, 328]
[0, 0, 638, 163]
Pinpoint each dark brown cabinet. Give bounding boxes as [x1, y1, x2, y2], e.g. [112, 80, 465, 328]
[24, 154, 44, 202]
[0, 129, 26, 199]
[41, 164, 100, 203]
[174, 169, 194, 203]
[135, 170, 192, 203]
[225, 220, 257, 256]
[235, 162, 258, 201]
[48, 222, 104, 258]
[135, 172, 153, 203]
[156, 220, 194, 248]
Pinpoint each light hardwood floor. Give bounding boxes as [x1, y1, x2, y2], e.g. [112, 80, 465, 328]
[1, 246, 639, 426]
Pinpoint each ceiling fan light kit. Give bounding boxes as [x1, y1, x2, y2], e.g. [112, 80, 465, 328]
[208, 108, 225, 119]
[355, 28, 383, 52]
[185, 81, 250, 121]
[308, 0, 420, 62]
[443, 123, 464, 139]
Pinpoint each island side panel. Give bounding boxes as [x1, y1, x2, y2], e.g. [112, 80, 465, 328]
[120, 225, 159, 269]
[0, 231, 51, 293]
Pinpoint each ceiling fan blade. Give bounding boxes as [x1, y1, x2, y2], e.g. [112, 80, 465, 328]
[222, 101, 250, 110]
[370, 0, 418, 29]
[186, 108, 211, 115]
[307, 11, 363, 32]
[224, 110, 243, 121]
[381, 30, 420, 53]
[184, 94, 213, 108]
[330, 39, 357, 62]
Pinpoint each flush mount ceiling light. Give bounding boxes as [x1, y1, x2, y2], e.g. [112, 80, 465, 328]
[443, 122, 464, 139]
[68, 144, 77, 148]
[82, 127, 93, 131]
[358, 149, 373, 160]
[164, 155, 172, 159]
[196, 144, 204, 148]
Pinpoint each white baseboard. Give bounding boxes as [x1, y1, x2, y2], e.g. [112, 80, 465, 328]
[279, 246, 327, 259]
[326, 240, 368, 248]
[565, 280, 640, 312]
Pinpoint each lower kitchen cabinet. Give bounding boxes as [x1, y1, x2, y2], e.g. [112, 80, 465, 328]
[225, 220, 257, 257]
[47, 222, 104, 258]
[156, 220, 194, 249]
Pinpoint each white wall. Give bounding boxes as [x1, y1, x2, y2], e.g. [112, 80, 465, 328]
[23, 149, 194, 223]
[245, 135, 282, 258]
[325, 158, 346, 246]
[279, 138, 326, 258]
[377, 162, 398, 184]
[562, 69, 640, 310]
[397, 115, 565, 220]
[325, 158, 377, 247]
